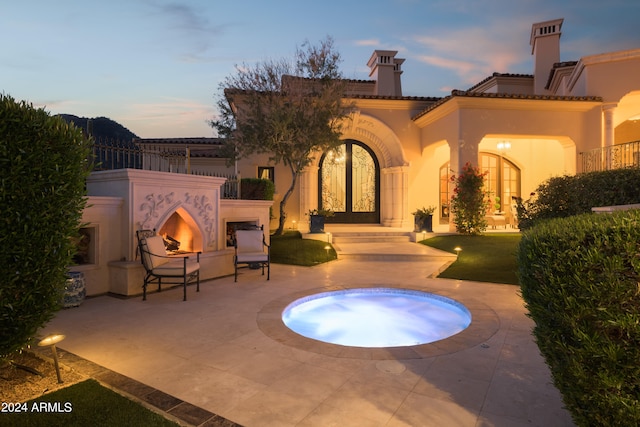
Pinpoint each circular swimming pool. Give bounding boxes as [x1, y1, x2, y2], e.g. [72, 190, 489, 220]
[281, 288, 471, 348]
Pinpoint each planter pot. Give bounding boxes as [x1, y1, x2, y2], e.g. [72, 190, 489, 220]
[414, 215, 433, 233]
[63, 271, 86, 308]
[310, 215, 325, 233]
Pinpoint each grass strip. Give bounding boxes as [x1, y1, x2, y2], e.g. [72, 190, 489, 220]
[270, 231, 337, 266]
[421, 233, 521, 285]
[3, 379, 179, 427]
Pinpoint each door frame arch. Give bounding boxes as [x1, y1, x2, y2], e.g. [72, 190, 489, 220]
[319, 140, 380, 223]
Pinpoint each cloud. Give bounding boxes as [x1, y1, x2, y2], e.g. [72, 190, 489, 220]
[120, 97, 215, 137]
[354, 39, 381, 47]
[408, 19, 532, 86]
[149, 2, 228, 62]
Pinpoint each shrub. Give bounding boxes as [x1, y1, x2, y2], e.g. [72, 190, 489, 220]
[450, 162, 488, 234]
[0, 95, 92, 357]
[517, 210, 640, 426]
[517, 168, 640, 230]
[240, 178, 275, 200]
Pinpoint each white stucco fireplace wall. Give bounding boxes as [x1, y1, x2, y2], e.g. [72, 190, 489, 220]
[81, 169, 272, 298]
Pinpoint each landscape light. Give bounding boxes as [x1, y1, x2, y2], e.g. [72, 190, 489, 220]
[38, 334, 66, 383]
[454, 247, 462, 258]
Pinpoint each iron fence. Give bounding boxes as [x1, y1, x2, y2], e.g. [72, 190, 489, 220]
[90, 138, 240, 199]
[580, 140, 640, 172]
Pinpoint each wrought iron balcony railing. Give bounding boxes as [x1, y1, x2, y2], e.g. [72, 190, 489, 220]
[579, 140, 640, 173]
[90, 138, 240, 199]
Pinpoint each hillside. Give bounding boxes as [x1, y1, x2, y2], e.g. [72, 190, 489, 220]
[59, 114, 138, 142]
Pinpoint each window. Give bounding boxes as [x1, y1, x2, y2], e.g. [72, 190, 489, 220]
[258, 166, 274, 182]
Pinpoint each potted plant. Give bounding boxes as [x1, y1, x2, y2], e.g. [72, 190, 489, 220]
[412, 206, 436, 232]
[307, 208, 334, 233]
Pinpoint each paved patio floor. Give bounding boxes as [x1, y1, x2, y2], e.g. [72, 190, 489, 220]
[39, 240, 574, 426]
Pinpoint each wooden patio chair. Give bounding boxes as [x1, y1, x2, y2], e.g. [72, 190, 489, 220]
[136, 230, 201, 301]
[234, 226, 270, 282]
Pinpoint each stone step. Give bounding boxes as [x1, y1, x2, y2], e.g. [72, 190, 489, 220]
[332, 234, 411, 244]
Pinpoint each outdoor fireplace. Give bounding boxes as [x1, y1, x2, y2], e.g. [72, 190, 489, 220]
[158, 210, 199, 253]
[225, 219, 259, 247]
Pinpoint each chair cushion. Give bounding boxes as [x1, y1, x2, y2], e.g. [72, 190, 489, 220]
[153, 259, 200, 276]
[141, 236, 170, 269]
[237, 252, 269, 263]
[235, 230, 265, 254]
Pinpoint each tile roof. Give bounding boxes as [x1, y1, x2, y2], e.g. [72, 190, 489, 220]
[412, 90, 603, 121]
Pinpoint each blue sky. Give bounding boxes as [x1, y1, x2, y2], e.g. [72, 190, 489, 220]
[1, 0, 638, 138]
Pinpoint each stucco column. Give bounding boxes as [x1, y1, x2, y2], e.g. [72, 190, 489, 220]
[381, 166, 409, 228]
[299, 166, 318, 229]
[602, 103, 617, 169]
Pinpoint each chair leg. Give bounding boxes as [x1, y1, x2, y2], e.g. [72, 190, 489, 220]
[196, 271, 200, 292]
[267, 262, 270, 280]
[234, 260, 238, 282]
[183, 271, 187, 302]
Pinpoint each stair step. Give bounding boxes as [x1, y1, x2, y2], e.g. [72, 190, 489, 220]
[332, 235, 411, 243]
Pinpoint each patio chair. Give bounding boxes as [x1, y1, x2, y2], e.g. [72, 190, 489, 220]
[136, 229, 201, 301]
[234, 225, 270, 282]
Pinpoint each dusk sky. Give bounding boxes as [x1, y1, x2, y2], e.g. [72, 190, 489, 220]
[2, 0, 639, 138]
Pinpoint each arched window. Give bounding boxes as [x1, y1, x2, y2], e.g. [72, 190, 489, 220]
[439, 154, 520, 219]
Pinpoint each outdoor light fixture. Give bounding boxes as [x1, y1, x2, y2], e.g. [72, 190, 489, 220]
[292, 220, 297, 230]
[454, 247, 462, 258]
[324, 245, 331, 260]
[497, 141, 511, 151]
[38, 334, 66, 383]
[326, 232, 331, 242]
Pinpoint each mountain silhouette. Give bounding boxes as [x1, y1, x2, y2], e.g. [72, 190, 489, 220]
[59, 114, 138, 142]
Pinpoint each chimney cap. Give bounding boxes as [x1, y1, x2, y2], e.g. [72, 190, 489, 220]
[530, 18, 564, 52]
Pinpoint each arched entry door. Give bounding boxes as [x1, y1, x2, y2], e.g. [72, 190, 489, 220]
[319, 140, 380, 223]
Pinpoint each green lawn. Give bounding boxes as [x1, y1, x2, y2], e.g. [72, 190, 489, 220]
[270, 231, 337, 266]
[5, 379, 179, 427]
[421, 233, 522, 285]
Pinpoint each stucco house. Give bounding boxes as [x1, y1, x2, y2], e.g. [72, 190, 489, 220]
[230, 18, 640, 231]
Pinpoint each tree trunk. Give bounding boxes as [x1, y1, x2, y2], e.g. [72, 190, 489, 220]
[274, 166, 299, 236]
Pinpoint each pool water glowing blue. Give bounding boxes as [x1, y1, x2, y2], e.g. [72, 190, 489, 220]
[281, 288, 472, 348]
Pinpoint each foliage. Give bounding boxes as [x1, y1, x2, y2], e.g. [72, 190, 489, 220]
[5, 379, 179, 426]
[421, 234, 521, 285]
[306, 208, 335, 217]
[412, 206, 436, 218]
[517, 168, 640, 230]
[517, 210, 640, 426]
[270, 231, 337, 265]
[212, 36, 353, 235]
[0, 95, 92, 357]
[240, 178, 275, 200]
[450, 162, 489, 234]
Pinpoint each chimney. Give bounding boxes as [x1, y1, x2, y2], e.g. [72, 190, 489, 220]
[530, 18, 564, 95]
[367, 50, 404, 96]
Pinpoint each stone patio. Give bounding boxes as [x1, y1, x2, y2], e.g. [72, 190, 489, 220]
[38, 233, 574, 426]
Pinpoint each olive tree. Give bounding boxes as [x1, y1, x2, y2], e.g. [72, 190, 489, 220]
[0, 94, 91, 357]
[212, 37, 352, 235]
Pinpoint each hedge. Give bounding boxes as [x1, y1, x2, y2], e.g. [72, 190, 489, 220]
[0, 95, 92, 356]
[517, 210, 640, 426]
[517, 168, 640, 230]
[240, 178, 274, 200]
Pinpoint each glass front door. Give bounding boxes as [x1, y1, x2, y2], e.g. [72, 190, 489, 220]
[319, 140, 379, 223]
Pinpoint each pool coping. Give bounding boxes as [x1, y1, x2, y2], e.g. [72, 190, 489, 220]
[257, 284, 501, 360]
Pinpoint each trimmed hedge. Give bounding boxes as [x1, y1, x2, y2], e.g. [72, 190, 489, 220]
[240, 178, 274, 200]
[0, 95, 91, 356]
[517, 168, 640, 230]
[517, 210, 640, 426]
